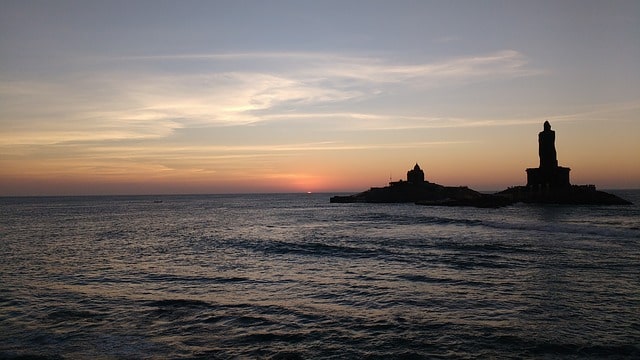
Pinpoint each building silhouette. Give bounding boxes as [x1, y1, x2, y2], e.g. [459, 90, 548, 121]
[331, 121, 632, 205]
[407, 163, 425, 184]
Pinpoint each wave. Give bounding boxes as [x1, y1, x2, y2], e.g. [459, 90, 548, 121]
[259, 240, 385, 259]
[362, 212, 639, 239]
[351, 208, 639, 239]
[481, 219, 639, 239]
[397, 274, 492, 287]
[144, 273, 251, 284]
[46, 309, 106, 323]
[144, 298, 212, 309]
[491, 334, 640, 358]
[0, 354, 65, 360]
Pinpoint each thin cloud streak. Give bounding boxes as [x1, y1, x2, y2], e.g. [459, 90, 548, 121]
[33, 140, 471, 156]
[109, 51, 363, 62]
[110, 50, 537, 79]
[1, 50, 544, 147]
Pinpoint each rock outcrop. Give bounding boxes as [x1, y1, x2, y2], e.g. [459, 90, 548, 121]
[329, 121, 632, 207]
[497, 121, 631, 205]
[330, 164, 513, 208]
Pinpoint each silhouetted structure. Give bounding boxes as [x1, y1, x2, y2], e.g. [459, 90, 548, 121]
[331, 163, 511, 207]
[407, 163, 425, 184]
[526, 121, 571, 189]
[538, 120, 557, 168]
[498, 121, 631, 205]
[331, 121, 631, 206]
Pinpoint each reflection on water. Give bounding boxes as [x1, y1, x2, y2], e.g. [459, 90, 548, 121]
[1, 193, 639, 359]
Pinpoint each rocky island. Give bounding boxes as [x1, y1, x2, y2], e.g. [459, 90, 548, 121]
[330, 121, 631, 206]
[497, 121, 632, 205]
[330, 163, 513, 207]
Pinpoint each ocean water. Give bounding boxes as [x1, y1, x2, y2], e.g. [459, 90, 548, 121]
[1, 191, 639, 359]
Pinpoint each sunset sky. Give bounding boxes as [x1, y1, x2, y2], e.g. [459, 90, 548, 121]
[1, 0, 639, 195]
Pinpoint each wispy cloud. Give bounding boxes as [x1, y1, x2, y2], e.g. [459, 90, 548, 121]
[309, 50, 538, 84]
[0, 137, 470, 179]
[1, 50, 542, 146]
[433, 36, 461, 44]
[112, 49, 536, 80]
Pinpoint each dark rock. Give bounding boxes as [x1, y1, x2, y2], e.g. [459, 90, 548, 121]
[330, 165, 514, 207]
[330, 121, 632, 207]
[498, 185, 632, 205]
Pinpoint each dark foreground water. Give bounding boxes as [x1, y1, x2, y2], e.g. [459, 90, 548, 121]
[1, 191, 639, 359]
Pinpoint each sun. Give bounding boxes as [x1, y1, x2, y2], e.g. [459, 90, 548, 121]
[287, 174, 329, 193]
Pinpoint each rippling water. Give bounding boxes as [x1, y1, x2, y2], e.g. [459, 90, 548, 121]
[1, 191, 639, 359]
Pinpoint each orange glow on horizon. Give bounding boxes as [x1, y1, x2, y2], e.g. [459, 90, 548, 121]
[1, 121, 639, 196]
[2, 2, 639, 196]
[1, 158, 638, 196]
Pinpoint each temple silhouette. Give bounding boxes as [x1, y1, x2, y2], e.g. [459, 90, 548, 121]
[407, 163, 425, 184]
[330, 162, 511, 207]
[331, 121, 631, 206]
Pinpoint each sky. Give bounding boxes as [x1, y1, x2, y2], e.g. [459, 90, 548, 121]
[1, 0, 639, 195]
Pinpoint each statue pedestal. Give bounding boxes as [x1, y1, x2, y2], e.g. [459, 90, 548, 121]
[526, 166, 571, 189]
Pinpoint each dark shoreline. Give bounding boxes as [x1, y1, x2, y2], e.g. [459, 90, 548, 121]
[330, 182, 632, 207]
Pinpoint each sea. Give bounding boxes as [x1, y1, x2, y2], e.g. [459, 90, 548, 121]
[1, 190, 639, 359]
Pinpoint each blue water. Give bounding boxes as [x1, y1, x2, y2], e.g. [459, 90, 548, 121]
[1, 191, 639, 359]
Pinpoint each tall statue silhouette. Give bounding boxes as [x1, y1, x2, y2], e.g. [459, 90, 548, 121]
[538, 121, 558, 168]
